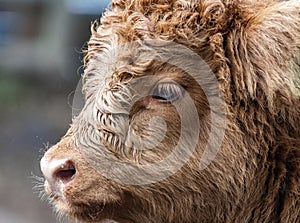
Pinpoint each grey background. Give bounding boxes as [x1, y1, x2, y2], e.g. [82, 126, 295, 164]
[0, 0, 110, 222]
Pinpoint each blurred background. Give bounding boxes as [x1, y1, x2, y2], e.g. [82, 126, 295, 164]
[0, 0, 110, 222]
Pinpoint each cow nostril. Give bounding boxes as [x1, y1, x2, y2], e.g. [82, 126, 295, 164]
[40, 158, 77, 196]
[54, 161, 76, 184]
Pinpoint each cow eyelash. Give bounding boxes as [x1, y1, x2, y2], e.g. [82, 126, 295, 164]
[151, 82, 183, 103]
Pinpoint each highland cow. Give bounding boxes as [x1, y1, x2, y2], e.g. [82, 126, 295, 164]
[40, 0, 300, 222]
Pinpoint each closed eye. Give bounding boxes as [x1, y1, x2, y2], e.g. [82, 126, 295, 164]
[151, 82, 183, 103]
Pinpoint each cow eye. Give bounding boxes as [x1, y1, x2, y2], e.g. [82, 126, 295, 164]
[152, 82, 183, 103]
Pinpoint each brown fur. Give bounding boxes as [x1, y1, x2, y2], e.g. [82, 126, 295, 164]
[41, 0, 300, 222]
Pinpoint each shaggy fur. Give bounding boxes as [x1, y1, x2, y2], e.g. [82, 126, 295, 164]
[41, 0, 300, 222]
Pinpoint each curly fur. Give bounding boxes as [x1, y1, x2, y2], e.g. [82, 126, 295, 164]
[41, 0, 300, 222]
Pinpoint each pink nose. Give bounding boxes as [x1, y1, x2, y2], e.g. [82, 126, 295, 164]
[40, 157, 76, 197]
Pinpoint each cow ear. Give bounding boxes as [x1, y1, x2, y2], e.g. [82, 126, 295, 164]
[241, 0, 300, 99]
